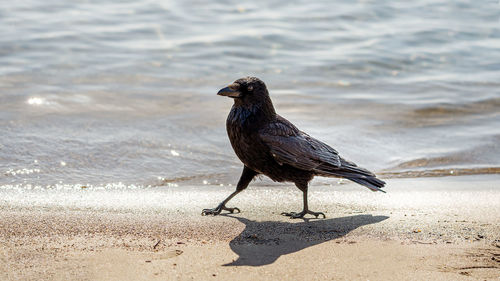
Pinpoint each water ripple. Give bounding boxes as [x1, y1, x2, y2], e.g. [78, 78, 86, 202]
[0, 0, 499, 187]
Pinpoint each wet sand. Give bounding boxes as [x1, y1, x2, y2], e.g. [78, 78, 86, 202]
[1, 175, 499, 280]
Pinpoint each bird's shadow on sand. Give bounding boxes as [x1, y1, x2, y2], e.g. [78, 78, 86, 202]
[221, 214, 388, 266]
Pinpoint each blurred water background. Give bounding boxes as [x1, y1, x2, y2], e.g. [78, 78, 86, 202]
[1, 0, 499, 189]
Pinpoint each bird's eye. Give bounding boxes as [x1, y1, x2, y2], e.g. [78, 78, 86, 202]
[247, 85, 253, 92]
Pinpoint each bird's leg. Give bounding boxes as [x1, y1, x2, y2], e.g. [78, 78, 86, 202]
[202, 166, 256, 216]
[282, 184, 326, 219]
[201, 190, 242, 216]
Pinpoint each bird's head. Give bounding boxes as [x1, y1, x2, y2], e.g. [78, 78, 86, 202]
[217, 77, 270, 105]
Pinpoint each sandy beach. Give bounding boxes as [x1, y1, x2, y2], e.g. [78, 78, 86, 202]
[1, 175, 499, 280]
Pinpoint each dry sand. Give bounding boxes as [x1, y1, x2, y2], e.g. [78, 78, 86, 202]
[1, 175, 499, 280]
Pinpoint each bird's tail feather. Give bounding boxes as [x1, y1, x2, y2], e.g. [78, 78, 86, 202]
[346, 176, 386, 193]
[315, 162, 386, 192]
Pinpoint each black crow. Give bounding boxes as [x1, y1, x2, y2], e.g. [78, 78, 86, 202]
[202, 77, 385, 219]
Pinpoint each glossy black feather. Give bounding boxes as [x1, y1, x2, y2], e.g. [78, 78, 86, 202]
[224, 77, 385, 192]
[259, 115, 341, 170]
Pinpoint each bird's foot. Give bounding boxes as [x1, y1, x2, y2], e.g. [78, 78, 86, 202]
[201, 203, 241, 216]
[281, 210, 326, 219]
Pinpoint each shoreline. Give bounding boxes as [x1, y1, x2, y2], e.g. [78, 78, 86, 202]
[1, 175, 499, 280]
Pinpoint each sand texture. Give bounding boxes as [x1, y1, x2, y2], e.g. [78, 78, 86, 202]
[1, 175, 499, 280]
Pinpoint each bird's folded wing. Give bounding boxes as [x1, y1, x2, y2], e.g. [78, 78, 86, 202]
[259, 119, 341, 170]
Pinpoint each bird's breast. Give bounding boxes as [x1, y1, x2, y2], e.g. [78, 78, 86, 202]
[226, 106, 262, 135]
[226, 106, 270, 166]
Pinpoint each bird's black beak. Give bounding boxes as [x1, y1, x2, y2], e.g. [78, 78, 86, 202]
[217, 84, 241, 98]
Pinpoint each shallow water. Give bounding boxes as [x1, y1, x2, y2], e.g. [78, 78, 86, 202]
[1, 0, 499, 188]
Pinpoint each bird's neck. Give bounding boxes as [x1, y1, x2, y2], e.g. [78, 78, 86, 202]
[234, 98, 275, 120]
[230, 99, 276, 128]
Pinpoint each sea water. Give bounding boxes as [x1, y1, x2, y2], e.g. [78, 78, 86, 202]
[1, 0, 499, 190]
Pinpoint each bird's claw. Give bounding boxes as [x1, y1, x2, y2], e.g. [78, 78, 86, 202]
[201, 208, 219, 216]
[281, 210, 326, 219]
[201, 204, 241, 216]
[224, 206, 240, 214]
